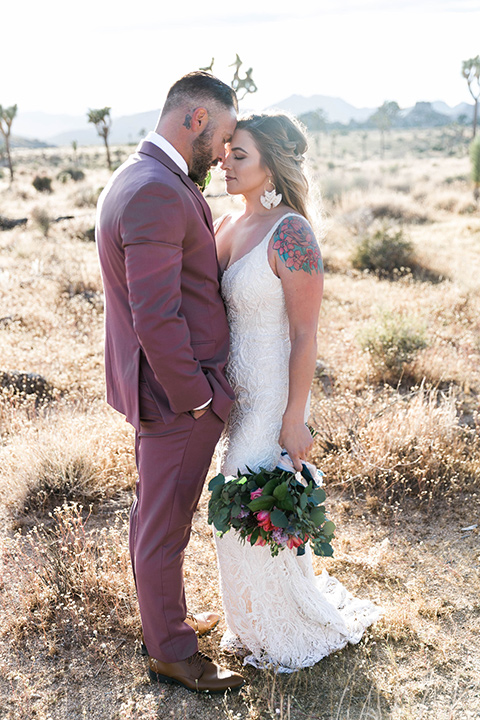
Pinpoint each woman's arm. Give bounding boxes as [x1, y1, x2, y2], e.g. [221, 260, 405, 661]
[270, 214, 324, 470]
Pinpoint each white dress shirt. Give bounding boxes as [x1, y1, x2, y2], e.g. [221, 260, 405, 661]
[144, 131, 188, 175]
[143, 131, 212, 413]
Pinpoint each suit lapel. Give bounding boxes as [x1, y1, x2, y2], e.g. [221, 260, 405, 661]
[137, 141, 215, 236]
[178, 173, 215, 236]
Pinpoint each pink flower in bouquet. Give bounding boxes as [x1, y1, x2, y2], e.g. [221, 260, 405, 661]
[287, 534, 305, 550]
[254, 536, 267, 547]
[250, 488, 263, 499]
[246, 533, 267, 547]
[256, 510, 274, 532]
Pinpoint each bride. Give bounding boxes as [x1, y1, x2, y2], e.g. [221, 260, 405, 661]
[213, 113, 380, 672]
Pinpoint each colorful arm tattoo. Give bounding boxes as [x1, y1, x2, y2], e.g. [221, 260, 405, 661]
[272, 216, 322, 274]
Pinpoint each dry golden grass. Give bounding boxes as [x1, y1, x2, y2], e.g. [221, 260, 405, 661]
[0, 136, 479, 719]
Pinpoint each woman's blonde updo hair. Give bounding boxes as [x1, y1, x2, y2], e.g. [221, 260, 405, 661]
[236, 112, 311, 221]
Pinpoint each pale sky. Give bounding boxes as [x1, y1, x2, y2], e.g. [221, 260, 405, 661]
[8, 0, 480, 118]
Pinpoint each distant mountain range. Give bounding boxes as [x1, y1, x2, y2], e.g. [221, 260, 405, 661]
[11, 109, 161, 148]
[270, 94, 473, 125]
[8, 96, 474, 148]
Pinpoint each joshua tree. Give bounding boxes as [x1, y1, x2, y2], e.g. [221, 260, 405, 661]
[370, 101, 400, 158]
[200, 58, 215, 72]
[298, 109, 327, 133]
[229, 54, 243, 88]
[329, 129, 338, 158]
[361, 131, 368, 161]
[71, 140, 78, 165]
[229, 55, 258, 101]
[87, 107, 112, 169]
[462, 56, 480, 138]
[470, 135, 480, 202]
[0, 104, 17, 181]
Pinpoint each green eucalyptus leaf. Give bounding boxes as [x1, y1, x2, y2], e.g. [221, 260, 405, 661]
[260, 478, 277, 496]
[273, 482, 288, 501]
[320, 542, 334, 557]
[210, 484, 224, 501]
[277, 494, 295, 512]
[208, 474, 225, 491]
[217, 506, 231, 522]
[310, 507, 326, 527]
[249, 528, 260, 545]
[311, 487, 326, 504]
[322, 520, 336, 537]
[248, 495, 276, 511]
[270, 509, 289, 528]
[214, 517, 230, 532]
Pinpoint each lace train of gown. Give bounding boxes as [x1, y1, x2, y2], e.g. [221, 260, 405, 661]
[215, 213, 381, 672]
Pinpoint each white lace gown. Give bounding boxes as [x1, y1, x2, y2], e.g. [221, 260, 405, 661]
[214, 213, 381, 672]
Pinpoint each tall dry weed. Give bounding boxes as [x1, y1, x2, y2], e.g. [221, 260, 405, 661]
[0, 406, 136, 515]
[311, 386, 478, 503]
[1, 503, 138, 648]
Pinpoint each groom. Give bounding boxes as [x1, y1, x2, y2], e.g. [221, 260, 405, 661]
[96, 72, 242, 692]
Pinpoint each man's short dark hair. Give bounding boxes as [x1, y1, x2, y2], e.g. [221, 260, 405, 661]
[162, 71, 238, 116]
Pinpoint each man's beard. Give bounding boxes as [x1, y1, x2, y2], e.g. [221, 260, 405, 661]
[189, 126, 216, 186]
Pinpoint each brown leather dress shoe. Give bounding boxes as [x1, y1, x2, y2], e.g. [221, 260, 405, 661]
[185, 611, 220, 636]
[140, 612, 221, 656]
[149, 651, 244, 693]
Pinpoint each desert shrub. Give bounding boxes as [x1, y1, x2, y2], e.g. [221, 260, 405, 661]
[74, 186, 103, 208]
[82, 226, 96, 242]
[351, 223, 415, 276]
[47, 154, 63, 167]
[59, 264, 103, 305]
[0, 410, 135, 515]
[0, 370, 55, 406]
[32, 175, 53, 193]
[62, 278, 103, 304]
[358, 311, 427, 383]
[0, 391, 39, 441]
[311, 387, 479, 503]
[444, 174, 468, 185]
[458, 201, 477, 214]
[57, 167, 85, 183]
[387, 181, 412, 194]
[22, 452, 99, 514]
[433, 191, 462, 213]
[1, 503, 139, 645]
[367, 195, 429, 224]
[31, 206, 51, 236]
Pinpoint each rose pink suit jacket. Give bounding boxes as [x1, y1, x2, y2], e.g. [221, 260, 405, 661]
[95, 140, 234, 428]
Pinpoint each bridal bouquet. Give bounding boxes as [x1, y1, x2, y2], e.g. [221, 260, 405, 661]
[208, 462, 335, 558]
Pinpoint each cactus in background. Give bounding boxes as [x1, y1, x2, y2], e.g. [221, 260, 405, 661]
[470, 135, 480, 202]
[0, 104, 18, 182]
[87, 107, 112, 170]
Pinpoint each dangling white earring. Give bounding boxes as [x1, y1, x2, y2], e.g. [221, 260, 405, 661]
[260, 177, 282, 210]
